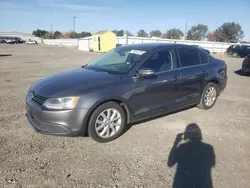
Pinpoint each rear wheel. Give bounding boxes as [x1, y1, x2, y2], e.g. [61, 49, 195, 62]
[232, 52, 238, 57]
[88, 102, 126, 143]
[198, 83, 219, 110]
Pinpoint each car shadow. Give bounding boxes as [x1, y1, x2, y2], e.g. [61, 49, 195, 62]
[0, 54, 12, 57]
[234, 69, 250, 77]
[125, 105, 195, 133]
[167, 123, 216, 188]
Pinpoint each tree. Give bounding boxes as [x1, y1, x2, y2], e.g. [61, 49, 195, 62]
[77, 31, 92, 38]
[32, 29, 48, 37]
[124, 30, 134, 36]
[112, 30, 124, 36]
[42, 32, 54, 39]
[214, 22, 244, 42]
[63, 31, 77, 38]
[54, 31, 62, 39]
[186, 24, 208, 41]
[207, 32, 216, 41]
[162, 28, 184, 39]
[137, 29, 148, 37]
[149, 30, 162, 38]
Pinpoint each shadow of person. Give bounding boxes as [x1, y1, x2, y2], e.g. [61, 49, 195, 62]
[168, 123, 215, 188]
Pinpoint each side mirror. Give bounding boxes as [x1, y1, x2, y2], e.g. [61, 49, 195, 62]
[138, 68, 154, 77]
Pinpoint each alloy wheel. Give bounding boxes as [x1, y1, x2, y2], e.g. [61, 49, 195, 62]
[95, 108, 122, 138]
[204, 87, 217, 107]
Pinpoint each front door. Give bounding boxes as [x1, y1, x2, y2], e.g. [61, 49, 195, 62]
[127, 48, 181, 119]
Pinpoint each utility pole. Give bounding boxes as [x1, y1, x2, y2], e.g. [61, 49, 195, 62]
[51, 24, 53, 33]
[184, 21, 187, 40]
[73, 16, 76, 32]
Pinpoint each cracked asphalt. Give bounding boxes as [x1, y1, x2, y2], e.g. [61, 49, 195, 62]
[0, 44, 249, 188]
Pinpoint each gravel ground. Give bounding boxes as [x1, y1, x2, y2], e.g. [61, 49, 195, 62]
[0, 44, 249, 188]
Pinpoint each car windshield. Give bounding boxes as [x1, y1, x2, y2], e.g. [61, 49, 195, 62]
[86, 48, 147, 74]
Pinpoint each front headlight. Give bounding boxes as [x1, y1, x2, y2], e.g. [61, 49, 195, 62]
[43, 96, 79, 110]
[27, 89, 33, 101]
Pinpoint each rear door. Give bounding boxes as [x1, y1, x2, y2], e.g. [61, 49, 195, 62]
[177, 47, 207, 106]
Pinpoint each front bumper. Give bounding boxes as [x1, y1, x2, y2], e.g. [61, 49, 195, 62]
[26, 99, 89, 136]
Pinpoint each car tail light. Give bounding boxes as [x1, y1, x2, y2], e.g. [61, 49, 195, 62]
[243, 57, 250, 64]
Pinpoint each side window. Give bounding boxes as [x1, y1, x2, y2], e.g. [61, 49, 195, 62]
[178, 48, 201, 68]
[199, 50, 209, 64]
[140, 49, 177, 73]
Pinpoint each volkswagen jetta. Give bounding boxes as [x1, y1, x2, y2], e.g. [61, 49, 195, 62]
[26, 43, 227, 142]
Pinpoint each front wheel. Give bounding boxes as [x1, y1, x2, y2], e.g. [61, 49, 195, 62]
[198, 83, 219, 110]
[88, 102, 126, 143]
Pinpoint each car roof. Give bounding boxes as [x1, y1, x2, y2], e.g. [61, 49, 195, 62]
[117, 43, 196, 52]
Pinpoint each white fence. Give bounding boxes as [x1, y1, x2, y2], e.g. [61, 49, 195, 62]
[42, 39, 78, 47]
[43, 36, 241, 53]
[116, 37, 236, 53]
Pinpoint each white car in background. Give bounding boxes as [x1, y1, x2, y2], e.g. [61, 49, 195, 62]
[25, 40, 37, 44]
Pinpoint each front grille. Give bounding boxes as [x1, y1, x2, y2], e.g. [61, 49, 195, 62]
[32, 92, 47, 104]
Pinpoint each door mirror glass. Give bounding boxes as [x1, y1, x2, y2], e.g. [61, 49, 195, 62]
[138, 68, 154, 77]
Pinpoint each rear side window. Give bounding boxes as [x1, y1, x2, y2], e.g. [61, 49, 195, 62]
[177, 48, 201, 68]
[199, 50, 209, 64]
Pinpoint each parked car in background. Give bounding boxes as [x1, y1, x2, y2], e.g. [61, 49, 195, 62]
[226, 45, 250, 57]
[242, 54, 250, 74]
[191, 45, 210, 54]
[5, 38, 25, 44]
[26, 43, 227, 142]
[25, 40, 37, 44]
[0, 39, 6, 43]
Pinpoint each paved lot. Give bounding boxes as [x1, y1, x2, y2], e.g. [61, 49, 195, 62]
[0, 44, 249, 188]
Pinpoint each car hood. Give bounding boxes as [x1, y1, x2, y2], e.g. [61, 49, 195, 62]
[31, 68, 121, 98]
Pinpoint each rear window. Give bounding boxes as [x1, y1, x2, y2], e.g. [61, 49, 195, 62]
[178, 48, 201, 68]
[199, 50, 209, 64]
[245, 46, 250, 50]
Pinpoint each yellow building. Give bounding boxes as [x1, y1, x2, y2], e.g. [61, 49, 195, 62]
[92, 30, 116, 52]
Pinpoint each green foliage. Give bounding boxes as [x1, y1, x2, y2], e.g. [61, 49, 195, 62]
[149, 30, 162, 37]
[186, 24, 208, 41]
[124, 30, 134, 36]
[54, 31, 62, 39]
[32, 29, 48, 37]
[42, 32, 54, 39]
[63, 31, 77, 39]
[77, 32, 92, 38]
[112, 30, 124, 37]
[162, 28, 184, 39]
[214, 22, 244, 42]
[137, 29, 148, 37]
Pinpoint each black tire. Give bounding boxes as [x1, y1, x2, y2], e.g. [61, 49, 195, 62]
[198, 83, 219, 110]
[88, 102, 126, 143]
